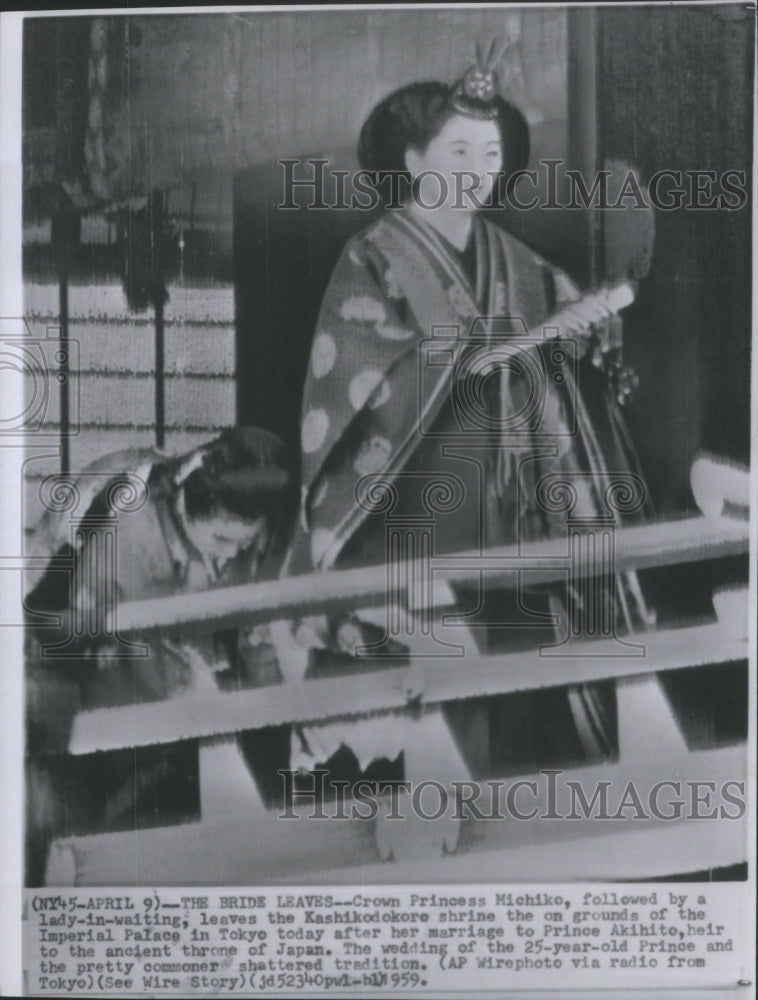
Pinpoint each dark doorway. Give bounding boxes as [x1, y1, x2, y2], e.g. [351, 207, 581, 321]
[233, 154, 383, 464]
[595, 5, 753, 513]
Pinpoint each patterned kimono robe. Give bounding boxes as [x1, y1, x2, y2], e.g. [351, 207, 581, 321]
[281, 211, 645, 771]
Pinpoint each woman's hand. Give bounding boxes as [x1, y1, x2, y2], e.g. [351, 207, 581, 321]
[555, 292, 616, 339]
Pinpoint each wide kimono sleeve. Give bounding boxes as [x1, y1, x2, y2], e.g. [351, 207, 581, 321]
[284, 227, 422, 575]
[540, 251, 626, 366]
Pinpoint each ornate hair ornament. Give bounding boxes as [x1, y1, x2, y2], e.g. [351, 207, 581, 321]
[451, 40, 509, 120]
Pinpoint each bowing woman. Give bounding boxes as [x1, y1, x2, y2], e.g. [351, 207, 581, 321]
[279, 55, 651, 779]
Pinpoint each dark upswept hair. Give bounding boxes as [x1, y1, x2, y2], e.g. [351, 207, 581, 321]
[357, 80, 530, 195]
[181, 427, 293, 524]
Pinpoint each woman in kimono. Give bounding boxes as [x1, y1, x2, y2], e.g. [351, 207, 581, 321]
[279, 56, 650, 779]
[25, 428, 292, 883]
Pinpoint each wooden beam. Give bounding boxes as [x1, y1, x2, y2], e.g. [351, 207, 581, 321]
[46, 744, 746, 886]
[94, 515, 749, 640]
[616, 675, 689, 759]
[69, 621, 747, 755]
[198, 736, 267, 818]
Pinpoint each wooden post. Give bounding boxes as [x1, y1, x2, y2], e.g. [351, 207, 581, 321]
[154, 292, 165, 450]
[58, 259, 70, 477]
[567, 6, 601, 288]
[149, 189, 167, 449]
[51, 206, 79, 478]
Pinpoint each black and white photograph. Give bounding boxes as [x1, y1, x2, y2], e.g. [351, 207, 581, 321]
[1, 3, 755, 996]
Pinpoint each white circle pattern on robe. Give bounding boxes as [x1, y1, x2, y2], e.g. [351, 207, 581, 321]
[339, 296, 386, 324]
[375, 322, 415, 341]
[348, 370, 390, 411]
[353, 435, 392, 475]
[311, 331, 337, 378]
[301, 408, 329, 453]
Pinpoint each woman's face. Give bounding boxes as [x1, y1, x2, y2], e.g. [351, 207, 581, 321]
[405, 114, 503, 213]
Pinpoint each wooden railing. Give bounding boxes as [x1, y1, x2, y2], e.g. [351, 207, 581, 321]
[44, 491, 750, 886]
